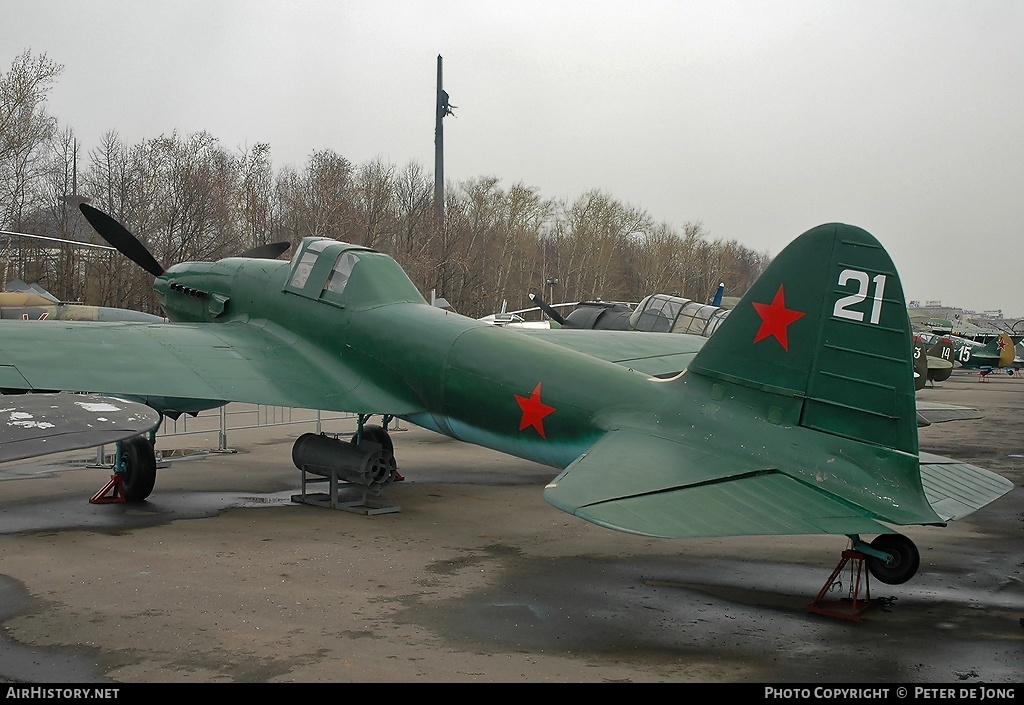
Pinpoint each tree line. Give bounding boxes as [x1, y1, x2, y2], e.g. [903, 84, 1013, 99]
[1, 50, 770, 318]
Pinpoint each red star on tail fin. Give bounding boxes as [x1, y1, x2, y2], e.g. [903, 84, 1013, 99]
[751, 285, 805, 351]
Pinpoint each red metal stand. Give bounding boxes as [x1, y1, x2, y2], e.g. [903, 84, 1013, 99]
[90, 474, 126, 504]
[807, 550, 871, 622]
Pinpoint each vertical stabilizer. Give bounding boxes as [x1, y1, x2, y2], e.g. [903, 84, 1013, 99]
[687, 223, 917, 455]
[996, 332, 1016, 368]
[711, 283, 724, 307]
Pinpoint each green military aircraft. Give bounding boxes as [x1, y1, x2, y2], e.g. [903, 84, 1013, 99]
[949, 332, 1018, 374]
[0, 205, 1012, 587]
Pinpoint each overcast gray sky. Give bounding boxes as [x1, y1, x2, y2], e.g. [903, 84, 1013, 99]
[5, 1, 1023, 315]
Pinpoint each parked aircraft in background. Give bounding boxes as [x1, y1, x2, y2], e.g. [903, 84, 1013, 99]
[525, 291, 734, 338]
[478, 298, 573, 329]
[920, 331, 1020, 375]
[484, 282, 736, 334]
[0, 206, 1011, 588]
[1, 227, 162, 321]
[910, 338, 981, 425]
[0, 280, 164, 322]
[907, 309, 1016, 346]
[912, 335, 955, 388]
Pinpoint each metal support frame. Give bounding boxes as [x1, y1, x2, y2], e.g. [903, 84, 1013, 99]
[290, 463, 400, 516]
[89, 440, 127, 504]
[807, 550, 872, 622]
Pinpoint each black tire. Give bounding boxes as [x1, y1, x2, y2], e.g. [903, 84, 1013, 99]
[121, 436, 157, 502]
[865, 533, 920, 585]
[351, 424, 397, 485]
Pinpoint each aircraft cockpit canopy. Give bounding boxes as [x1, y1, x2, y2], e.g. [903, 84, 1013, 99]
[287, 238, 333, 290]
[285, 237, 426, 308]
[628, 293, 731, 338]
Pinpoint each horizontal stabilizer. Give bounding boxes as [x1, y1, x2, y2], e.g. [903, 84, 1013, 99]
[916, 400, 983, 425]
[918, 452, 1014, 521]
[544, 430, 890, 538]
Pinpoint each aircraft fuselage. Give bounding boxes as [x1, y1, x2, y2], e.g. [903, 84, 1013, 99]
[156, 251, 670, 469]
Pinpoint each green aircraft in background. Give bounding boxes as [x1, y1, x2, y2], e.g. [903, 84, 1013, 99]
[916, 330, 1020, 377]
[0, 205, 1012, 587]
[950, 332, 1019, 374]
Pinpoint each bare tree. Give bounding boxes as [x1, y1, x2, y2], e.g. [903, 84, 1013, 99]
[390, 161, 434, 281]
[552, 190, 652, 304]
[274, 150, 356, 244]
[352, 158, 396, 249]
[0, 50, 63, 230]
[236, 143, 274, 251]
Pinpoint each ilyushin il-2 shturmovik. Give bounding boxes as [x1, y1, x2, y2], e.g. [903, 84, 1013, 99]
[0, 204, 1012, 589]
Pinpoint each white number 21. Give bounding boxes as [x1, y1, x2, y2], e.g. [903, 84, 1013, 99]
[832, 269, 886, 324]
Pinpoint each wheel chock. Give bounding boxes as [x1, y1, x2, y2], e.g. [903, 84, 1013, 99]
[90, 474, 126, 504]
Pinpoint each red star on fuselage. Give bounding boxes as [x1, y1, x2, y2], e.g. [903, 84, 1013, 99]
[515, 382, 555, 439]
[751, 285, 805, 351]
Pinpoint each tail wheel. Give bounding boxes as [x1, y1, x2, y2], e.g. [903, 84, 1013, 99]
[120, 436, 157, 502]
[865, 533, 920, 585]
[352, 425, 398, 484]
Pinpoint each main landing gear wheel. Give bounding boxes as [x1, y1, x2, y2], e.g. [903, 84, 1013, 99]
[352, 424, 400, 484]
[864, 533, 920, 585]
[120, 435, 157, 502]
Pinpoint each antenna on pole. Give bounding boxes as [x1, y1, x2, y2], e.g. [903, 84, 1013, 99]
[434, 55, 455, 228]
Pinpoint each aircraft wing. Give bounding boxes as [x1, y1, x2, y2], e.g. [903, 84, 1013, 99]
[544, 429, 893, 538]
[0, 393, 159, 463]
[0, 320, 420, 415]
[519, 329, 705, 377]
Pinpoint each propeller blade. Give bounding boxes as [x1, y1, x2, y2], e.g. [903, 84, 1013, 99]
[239, 242, 290, 259]
[79, 204, 165, 277]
